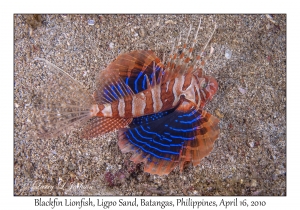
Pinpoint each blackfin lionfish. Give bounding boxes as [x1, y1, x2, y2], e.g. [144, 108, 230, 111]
[31, 19, 220, 175]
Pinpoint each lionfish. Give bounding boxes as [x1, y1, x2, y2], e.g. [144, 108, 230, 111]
[31, 20, 220, 175]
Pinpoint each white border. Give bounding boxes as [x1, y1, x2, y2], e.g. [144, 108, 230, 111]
[3, 0, 296, 209]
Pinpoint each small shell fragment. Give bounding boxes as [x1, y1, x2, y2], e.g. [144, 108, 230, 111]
[165, 20, 176, 25]
[266, 15, 276, 24]
[139, 28, 145, 37]
[252, 189, 262, 196]
[109, 42, 114, 49]
[238, 87, 247, 94]
[88, 19, 95, 26]
[215, 109, 224, 118]
[250, 179, 257, 187]
[225, 49, 232, 59]
[247, 141, 255, 148]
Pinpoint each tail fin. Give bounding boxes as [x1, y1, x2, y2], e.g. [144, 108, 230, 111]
[27, 58, 94, 139]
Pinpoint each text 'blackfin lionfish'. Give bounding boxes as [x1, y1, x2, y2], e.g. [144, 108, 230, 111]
[31, 20, 220, 175]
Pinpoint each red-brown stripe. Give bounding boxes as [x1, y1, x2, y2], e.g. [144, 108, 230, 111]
[111, 100, 119, 117]
[123, 95, 133, 118]
[143, 89, 154, 115]
[161, 79, 176, 110]
[182, 74, 192, 91]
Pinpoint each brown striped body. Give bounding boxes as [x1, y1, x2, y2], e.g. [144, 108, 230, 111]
[95, 73, 217, 118]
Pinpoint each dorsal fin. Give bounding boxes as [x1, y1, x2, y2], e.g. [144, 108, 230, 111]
[94, 50, 164, 104]
[163, 20, 217, 82]
[93, 69, 134, 104]
[94, 76, 134, 104]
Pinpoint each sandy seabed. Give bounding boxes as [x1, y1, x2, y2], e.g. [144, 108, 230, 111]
[14, 14, 286, 196]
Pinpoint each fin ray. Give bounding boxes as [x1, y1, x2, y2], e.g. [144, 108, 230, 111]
[81, 117, 132, 139]
[97, 51, 164, 95]
[27, 59, 94, 139]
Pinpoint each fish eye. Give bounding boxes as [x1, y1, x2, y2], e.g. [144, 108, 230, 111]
[200, 80, 207, 89]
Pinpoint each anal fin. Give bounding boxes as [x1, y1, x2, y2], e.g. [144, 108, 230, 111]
[81, 117, 132, 139]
